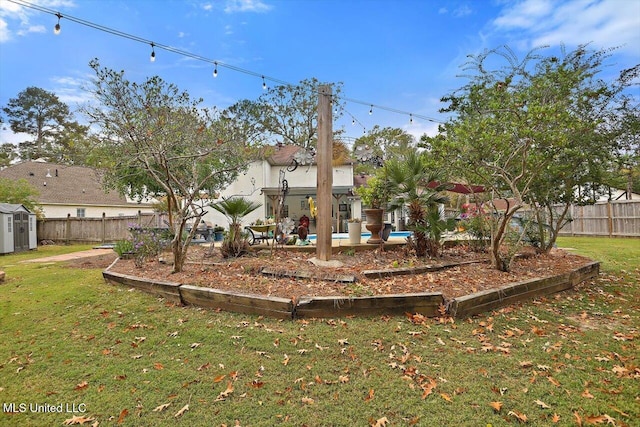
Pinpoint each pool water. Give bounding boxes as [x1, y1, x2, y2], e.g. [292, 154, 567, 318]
[308, 231, 411, 241]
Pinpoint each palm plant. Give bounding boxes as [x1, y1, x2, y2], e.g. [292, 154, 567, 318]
[209, 197, 262, 257]
[385, 151, 452, 257]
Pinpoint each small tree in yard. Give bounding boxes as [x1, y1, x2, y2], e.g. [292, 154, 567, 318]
[385, 151, 452, 257]
[210, 197, 262, 258]
[83, 59, 261, 272]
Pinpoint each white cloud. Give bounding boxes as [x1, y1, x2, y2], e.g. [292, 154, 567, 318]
[0, 0, 76, 43]
[453, 5, 473, 18]
[224, 0, 272, 14]
[493, 0, 640, 58]
[17, 24, 45, 36]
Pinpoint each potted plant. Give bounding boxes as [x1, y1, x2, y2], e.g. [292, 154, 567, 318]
[347, 217, 362, 244]
[213, 225, 225, 242]
[355, 175, 387, 244]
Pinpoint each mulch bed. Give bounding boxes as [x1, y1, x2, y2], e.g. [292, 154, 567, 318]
[95, 245, 593, 301]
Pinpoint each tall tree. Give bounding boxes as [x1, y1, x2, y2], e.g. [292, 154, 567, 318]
[2, 87, 88, 162]
[435, 45, 630, 270]
[83, 60, 262, 272]
[225, 78, 343, 150]
[352, 126, 416, 174]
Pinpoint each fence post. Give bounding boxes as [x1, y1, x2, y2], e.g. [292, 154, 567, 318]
[607, 202, 613, 237]
[65, 213, 71, 245]
[102, 212, 106, 243]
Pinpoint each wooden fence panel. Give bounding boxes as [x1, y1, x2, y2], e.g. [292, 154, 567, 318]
[559, 200, 640, 237]
[37, 213, 165, 243]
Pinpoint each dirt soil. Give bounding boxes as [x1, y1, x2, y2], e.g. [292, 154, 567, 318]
[82, 245, 593, 301]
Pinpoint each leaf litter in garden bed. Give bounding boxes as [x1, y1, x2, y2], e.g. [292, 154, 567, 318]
[104, 245, 593, 300]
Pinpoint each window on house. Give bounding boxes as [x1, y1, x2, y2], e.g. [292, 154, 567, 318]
[77, 208, 86, 218]
[29, 216, 33, 231]
[8, 217, 11, 233]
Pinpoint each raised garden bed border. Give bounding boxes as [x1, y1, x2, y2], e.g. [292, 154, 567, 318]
[102, 260, 600, 319]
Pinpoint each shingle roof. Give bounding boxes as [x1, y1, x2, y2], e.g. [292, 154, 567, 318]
[0, 203, 30, 214]
[0, 161, 134, 206]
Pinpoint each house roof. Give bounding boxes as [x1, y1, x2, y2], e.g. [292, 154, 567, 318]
[0, 161, 139, 206]
[266, 144, 352, 166]
[0, 203, 31, 214]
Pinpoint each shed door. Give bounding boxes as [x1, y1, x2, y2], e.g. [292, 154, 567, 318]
[13, 212, 29, 252]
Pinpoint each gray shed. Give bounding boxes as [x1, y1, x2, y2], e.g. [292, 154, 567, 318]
[0, 203, 37, 254]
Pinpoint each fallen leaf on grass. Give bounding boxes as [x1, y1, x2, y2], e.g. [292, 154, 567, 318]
[364, 389, 375, 402]
[74, 381, 89, 391]
[213, 374, 226, 383]
[62, 415, 95, 425]
[215, 381, 234, 402]
[581, 389, 594, 399]
[489, 401, 503, 413]
[534, 399, 550, 409]
[174, 404, 189, 418]
[508, 410, 528, 423]
[371, 416, 389, 427]
[152, 403, 170, 412]
[117, 408, 128, 424]
[440, 393, 452, 402]
[552, 413, 560, 423]
[301, 397, 314, 405]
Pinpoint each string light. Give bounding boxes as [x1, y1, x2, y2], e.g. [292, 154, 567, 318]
[53, 12, 61, 35]
[8, 0, 443, 126]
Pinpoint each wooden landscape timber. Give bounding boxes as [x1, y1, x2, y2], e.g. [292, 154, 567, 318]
[447, 261, 600, 318]
[102, 270, 182, 304]
[102, 259, 600, 319]
[295, 293, 445, 318]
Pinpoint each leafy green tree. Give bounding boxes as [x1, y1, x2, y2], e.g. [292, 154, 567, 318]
[225, 78, 343, 150]
[385, 151, 451, 257]
[0, 143, 17, 168]
[0, 177, 42, 217]
[352, 126, 416, 174]
[209, 197, 262, 258]
[434, 45, 630, 270]
[2, 87, 88, 163]
[83, 59, 262, 272]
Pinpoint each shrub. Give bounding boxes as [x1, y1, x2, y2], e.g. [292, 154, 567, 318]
[113, 239, 134, 257]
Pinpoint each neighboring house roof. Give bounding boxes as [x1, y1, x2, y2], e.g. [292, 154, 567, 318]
[267, 145, 302, 166]
[0, 161, 141, 207]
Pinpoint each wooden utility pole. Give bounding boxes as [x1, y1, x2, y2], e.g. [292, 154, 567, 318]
[316, 85, 333, 261]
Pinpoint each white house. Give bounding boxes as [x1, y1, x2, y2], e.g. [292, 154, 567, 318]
[0, 160, 156, 219]
[203, 145, 360, 233]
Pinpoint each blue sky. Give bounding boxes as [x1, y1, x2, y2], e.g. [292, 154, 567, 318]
[1, 0, 639, 147]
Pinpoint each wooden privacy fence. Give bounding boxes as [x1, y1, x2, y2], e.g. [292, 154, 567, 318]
[37, 213, 166, 243]
[558, 200, 640, 237]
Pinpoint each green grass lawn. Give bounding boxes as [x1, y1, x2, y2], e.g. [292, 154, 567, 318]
[0, 238, 638, 426]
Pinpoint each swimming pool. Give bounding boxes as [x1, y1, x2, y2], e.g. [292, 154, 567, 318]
[308, 231, 411, 241]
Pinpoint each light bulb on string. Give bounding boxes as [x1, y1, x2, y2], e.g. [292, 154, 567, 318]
[369, 105, 373, 115]
[213, 62, 218, 78]
[54, 13, 62, 35]
[352, 118, 355, 125]
[409, 114, 413, 124]
[150, 43, 156, 62]
[262, 76, 267, 90]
